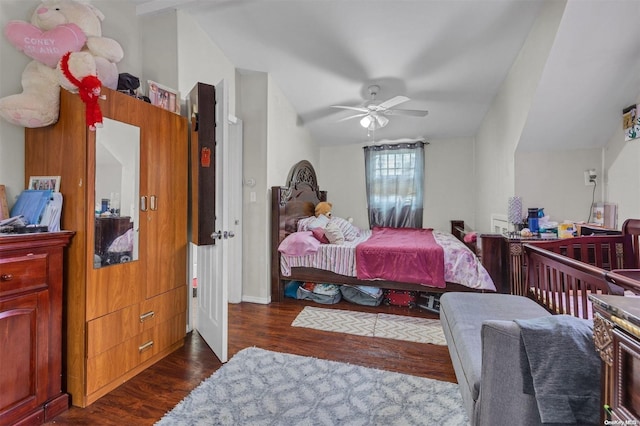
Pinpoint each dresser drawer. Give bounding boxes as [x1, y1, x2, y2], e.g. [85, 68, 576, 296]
[139, 286, 187, 330]
[86, 312, 186, 395]
[86, 304, 144, 358]
[86, 287, 187, 358]
[0, 253, 48, 297]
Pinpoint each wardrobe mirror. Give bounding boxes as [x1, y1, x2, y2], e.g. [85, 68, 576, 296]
[94, 118, 140, 268]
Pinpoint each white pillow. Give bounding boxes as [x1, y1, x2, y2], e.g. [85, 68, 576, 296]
[329, 216, 361, 241]
[324, 222, 345, 244]
[297, 216, 316, 232]
[309, 214, 329, 229]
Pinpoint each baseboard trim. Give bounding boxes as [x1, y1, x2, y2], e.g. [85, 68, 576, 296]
[239, 295, 269, 304]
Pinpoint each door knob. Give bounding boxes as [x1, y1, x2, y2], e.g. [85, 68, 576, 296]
[211, 231, 223, 239]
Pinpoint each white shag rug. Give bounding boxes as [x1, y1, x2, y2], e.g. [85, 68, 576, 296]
[291, 306, 447, 345]
[156, 347, 468, 426]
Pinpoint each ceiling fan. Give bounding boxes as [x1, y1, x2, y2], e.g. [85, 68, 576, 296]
[331, 85, 429, 131]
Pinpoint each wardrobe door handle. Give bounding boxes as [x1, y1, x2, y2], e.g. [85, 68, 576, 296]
[140, 196, 147, 211]
[150, 195, 157, 211]
[1, 274, 13, 281]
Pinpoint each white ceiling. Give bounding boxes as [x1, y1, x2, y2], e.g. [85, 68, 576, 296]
[133, 0, 640, 151]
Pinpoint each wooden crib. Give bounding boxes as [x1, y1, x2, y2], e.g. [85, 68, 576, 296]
[523, 219, 640, 319]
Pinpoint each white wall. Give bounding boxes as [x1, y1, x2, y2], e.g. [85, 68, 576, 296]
[141, 12, 179, 92]
[318, 143, 368, 228]
[266, 75, 318, 187]
[424, 138, 475, 231]
[474, 0, 566, 233]
[318, 137, 475, 233]
[604, 108, 640, 225]
[258, 75, 318, 302]
[515, 148, 602, 224]
[238, 71, 269, 303]
[176, 11, 237, 116]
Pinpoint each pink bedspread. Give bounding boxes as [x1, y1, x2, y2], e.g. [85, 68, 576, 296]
[355, 227, 446, 287]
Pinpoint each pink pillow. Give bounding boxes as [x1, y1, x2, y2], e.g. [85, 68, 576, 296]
[463, 232, 477, 243]
[5, 22, 87, 68]
[278, 231, 320, 256]
[312, 227, 330, 244]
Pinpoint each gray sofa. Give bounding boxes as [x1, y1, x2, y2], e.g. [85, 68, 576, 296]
[440, 292, 602, 426]
[440, 293, 552, 426]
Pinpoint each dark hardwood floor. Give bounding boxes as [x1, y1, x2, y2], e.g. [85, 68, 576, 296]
[45, 299, 456, 425]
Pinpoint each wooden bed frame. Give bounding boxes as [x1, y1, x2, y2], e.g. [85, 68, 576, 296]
[270, 160, 488, 302]
[523, 218, 640, 319]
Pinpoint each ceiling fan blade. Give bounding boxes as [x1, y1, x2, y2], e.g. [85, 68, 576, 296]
[376, 95, 410, 110]
[337, 113, 368, 122]
[385, 108, 429, 117]
[331, 105, 369, 113]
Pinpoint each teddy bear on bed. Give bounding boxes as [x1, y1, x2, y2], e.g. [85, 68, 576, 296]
[0, 0, 123, 128]
[315, 201, 332, 219]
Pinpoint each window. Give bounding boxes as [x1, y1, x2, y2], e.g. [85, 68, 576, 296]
[363, 141, 425, 228]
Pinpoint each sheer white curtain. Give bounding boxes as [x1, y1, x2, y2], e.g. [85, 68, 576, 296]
[363, 141, 425, 228]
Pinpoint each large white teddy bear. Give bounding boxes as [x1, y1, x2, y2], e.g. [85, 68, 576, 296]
[0, 0, 123, 128]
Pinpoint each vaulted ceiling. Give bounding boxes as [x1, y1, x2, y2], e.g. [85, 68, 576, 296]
[133, 0, 640, 151]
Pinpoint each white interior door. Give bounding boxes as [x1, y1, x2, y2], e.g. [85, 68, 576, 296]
[227, 118, 243, 303]
[196, 80, 229, 363]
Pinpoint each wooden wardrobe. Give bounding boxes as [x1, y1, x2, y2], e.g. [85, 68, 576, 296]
[25, 88, 188, 407]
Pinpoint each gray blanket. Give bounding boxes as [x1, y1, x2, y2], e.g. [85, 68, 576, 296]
[514, 315, 600, 425]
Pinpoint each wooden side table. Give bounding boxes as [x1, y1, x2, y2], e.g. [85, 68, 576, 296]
[590, 294, 640, 423]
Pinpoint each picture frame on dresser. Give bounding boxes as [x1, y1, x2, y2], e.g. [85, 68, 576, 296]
[28, 175, 61, 192]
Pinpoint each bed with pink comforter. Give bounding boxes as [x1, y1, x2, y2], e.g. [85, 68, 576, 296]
[271, 160, 496, 301]
[279, 226, 495, 291]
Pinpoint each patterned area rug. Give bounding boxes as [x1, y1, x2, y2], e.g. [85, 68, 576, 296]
[291, 306, 447, 345]
[156, 347, 468, 425]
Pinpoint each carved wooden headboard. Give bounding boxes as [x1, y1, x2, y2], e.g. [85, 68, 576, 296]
[271, 160, 326, 242]
[270, 161, 327, 299]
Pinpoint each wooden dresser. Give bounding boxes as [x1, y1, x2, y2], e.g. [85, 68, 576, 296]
[0, 232, 73, 425]
[590, 294, 640, 423]
[25, 88, 188, 407]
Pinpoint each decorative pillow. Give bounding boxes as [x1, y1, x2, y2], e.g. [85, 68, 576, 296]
[278, 231, 320, 256]
[329, 216, 361, 241]
[311, 227, 330, 244]
[297, 216, 316, 232]
[324, 222, 345, 245]
[5, 22, 87, 68]
[308, 214, 329, 230]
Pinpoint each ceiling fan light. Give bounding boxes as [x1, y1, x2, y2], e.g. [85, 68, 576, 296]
[360, 115, 373, 128]
[377, 115, 389, 128]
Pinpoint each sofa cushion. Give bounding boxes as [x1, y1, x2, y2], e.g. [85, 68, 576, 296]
[440, 293, 551, 404]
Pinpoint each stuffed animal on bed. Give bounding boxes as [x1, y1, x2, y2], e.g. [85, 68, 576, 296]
[311, 201, 345, 244]
[307, 201, 332, 230]
[0, 0, 123, 128]
[314, 201, 332, 218]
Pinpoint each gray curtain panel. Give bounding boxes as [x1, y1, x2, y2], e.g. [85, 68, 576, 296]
[363, 141, 425, 229]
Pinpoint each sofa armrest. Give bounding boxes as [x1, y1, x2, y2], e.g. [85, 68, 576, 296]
[478, 321, 542, 426]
